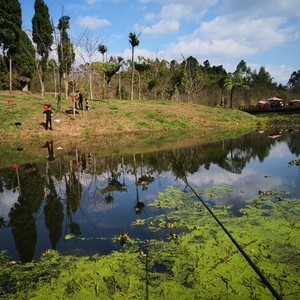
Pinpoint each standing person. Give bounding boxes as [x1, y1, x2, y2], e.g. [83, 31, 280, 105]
[78, 90, 83, 110]
[73, 93, 78, 110]
[85, 99, 90, 111]
[43, 105, 53, 130]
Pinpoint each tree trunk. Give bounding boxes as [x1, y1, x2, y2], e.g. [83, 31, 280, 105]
[37, 65, 45, 99]
[89, 66, 93, 100]
[53, 68, 57, 98]
[130, 48, 134, 100]
[118, 71, 121, 100]
[57, 73, 62, 110]
[230, 88, 234, 108]
[138, 72, 141, 100]
[9, 56, 12, 92]
[73, 96, 76, 120]
[64, 73, 68, 100]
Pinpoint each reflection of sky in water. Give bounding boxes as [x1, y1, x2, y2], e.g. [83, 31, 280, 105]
[187, 140, 299, 206]
[0, 188, 19, 220]
[0, 133, 299, 261]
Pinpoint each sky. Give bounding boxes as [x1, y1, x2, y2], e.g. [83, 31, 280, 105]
[19, 0, 300, 85]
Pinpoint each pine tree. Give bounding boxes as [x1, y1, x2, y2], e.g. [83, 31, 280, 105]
[0, 0, 22, 91]
[32, 0, 53, 98]
[57, 16, 75, 107]
[13, 31, 36, 91]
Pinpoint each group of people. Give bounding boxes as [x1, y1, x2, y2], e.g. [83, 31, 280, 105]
[43, 88, 90, 130]
[73, 89, 89, 111]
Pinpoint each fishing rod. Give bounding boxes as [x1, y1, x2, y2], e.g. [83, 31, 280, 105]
[181, 176, 282, 300]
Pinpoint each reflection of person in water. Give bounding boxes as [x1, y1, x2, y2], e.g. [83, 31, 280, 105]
[46, 141, 55, 162]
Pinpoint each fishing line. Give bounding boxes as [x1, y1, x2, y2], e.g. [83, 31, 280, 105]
[181, 177, 282, 300]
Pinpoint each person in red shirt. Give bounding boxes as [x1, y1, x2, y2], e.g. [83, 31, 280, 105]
[43, 105, 53, 130]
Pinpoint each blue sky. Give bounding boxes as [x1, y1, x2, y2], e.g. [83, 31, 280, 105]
[19, 0, 300, 85]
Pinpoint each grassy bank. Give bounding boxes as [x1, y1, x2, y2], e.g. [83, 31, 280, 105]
[0, 91, 259, 150]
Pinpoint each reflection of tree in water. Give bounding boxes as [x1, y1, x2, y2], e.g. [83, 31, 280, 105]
[65, 163, 82, 235]
[8, 163, 44, 263]
[136, 154, 154, 191]
[100, 156, 128, 204]
[15, 163, 45, 213]
[287, 131, 300, 156]
[218, 142, 246, 174]
[100, 173, 127, 195]
[44, 176, 64, 249]
[0, 178, 4, 192]
[168, 132, 286, 178]
[9, 195, 37, 263]
[132, 154, 154, 214]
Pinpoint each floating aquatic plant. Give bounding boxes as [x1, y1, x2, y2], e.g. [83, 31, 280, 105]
[1, 185, 299, 299]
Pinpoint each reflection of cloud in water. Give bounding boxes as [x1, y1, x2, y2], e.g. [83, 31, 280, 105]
[269, 142, 290, 158]
[186, 165, 288, 204]
[187, 165, 256, 186]
[0, 188, 19, 220]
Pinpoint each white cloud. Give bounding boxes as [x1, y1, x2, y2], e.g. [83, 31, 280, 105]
[160, 4, 193, 20]
[222, 0, 300, 18]
[141, 20, 179, 34]
[76, 16, 111, 29]
[193, 15, 297, 52]
[141, 0, 218, 36]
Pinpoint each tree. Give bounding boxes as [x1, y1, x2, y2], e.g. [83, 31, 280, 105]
[32, 0, 53, 99]
[128, 32, 140, 100]
[93, 58, 121, 100]
[116, 56, 124, 100]
[287, 70, 300, 95]
[98, 44, 107, 62]
[98, 44, 108, 98]
[48, 59, 58, 97]
[0, 0, 22, 92]
[250, 66, 275, 100]
[57, 16, 75, 107]
[223, 71, 248, 108]
[0, 55, 8, 90]
[13, 31, 36, 91]
[134, 57, 150, 100]
[76, 30, 102, 100]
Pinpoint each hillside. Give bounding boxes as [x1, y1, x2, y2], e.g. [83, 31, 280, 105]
[0, 91, 259, 156]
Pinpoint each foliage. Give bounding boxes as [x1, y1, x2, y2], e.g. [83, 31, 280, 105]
[0, 2, 298, 103]
[12, 31, 36, 81]
[287, 69, 300, 96]
[57, 16, 75, 77]
[32, 0, 53, 63]
[223, 71, 249, 108]
[1, 185, 299, 299]
[0, 0, 22, 55]
[98, 44, 107, 61]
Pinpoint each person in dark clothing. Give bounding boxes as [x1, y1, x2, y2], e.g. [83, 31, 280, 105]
[43, 105, 53, 130]
[46, 141, 55, 162]
[77, 90, 83, 110]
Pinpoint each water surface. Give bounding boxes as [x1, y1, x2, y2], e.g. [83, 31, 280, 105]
[0, 129, 299, 263]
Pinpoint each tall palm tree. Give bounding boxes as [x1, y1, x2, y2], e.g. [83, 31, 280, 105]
[128, 32, 140, 100]
[98, 44, 107, 62]
[98, 44, 107, 99]
[223, 71, 248, 108]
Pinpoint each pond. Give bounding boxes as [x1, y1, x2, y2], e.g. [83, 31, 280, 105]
[0, 129, 299, 265]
